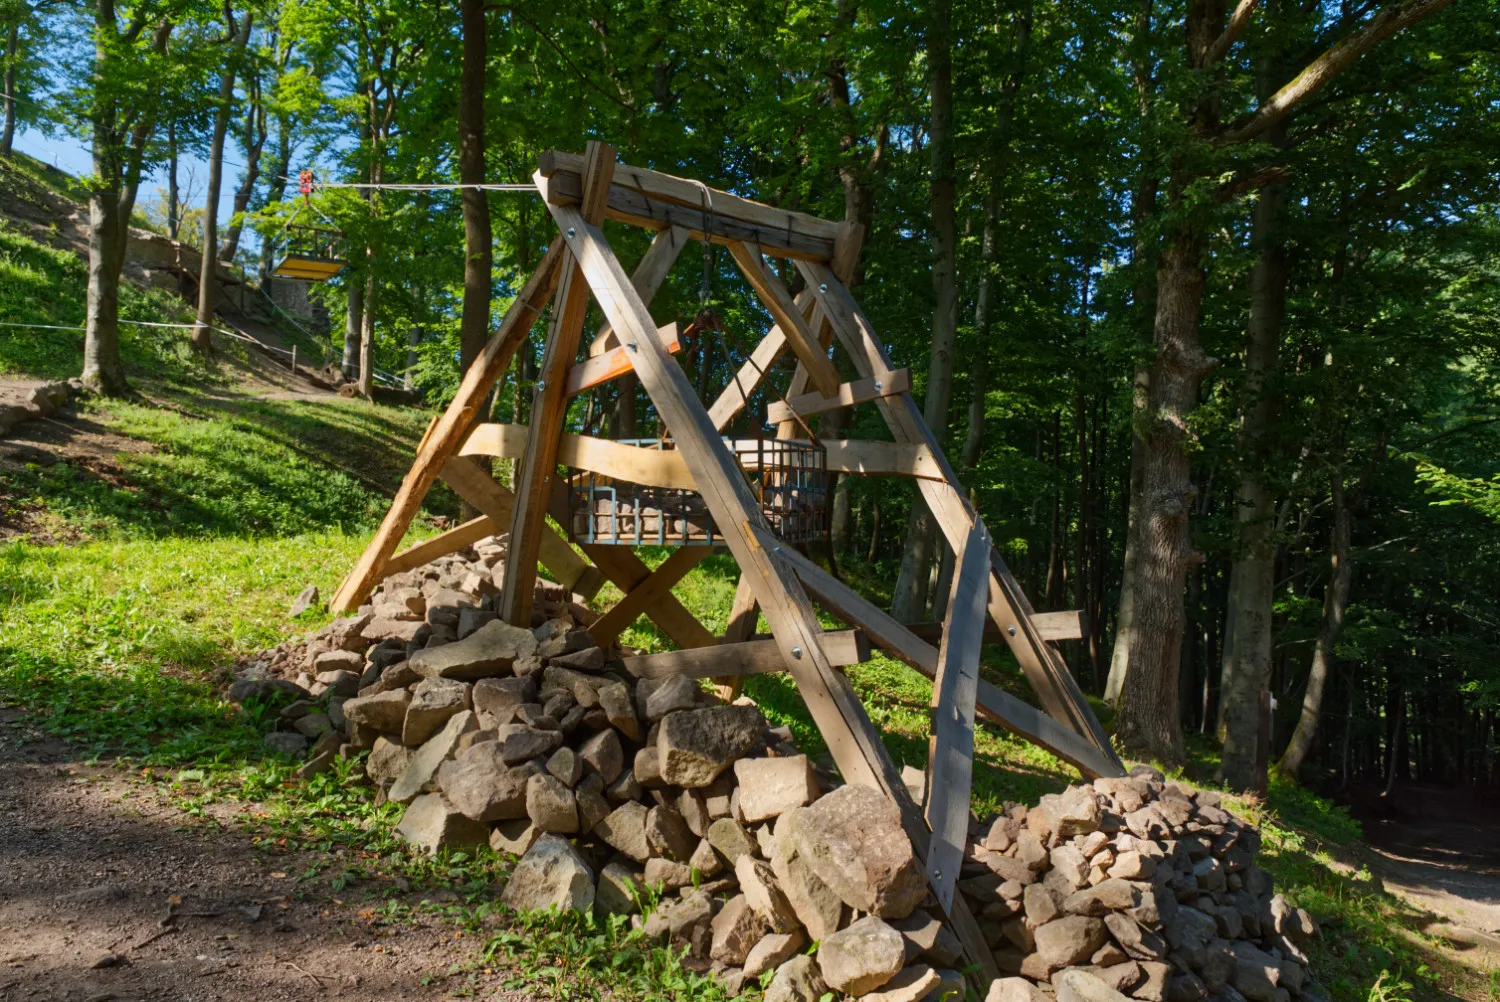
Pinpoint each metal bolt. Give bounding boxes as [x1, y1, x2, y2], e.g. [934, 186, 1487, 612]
[1007, 625, 1017, 636]
[627, 340, 638, 351]
[791, 646, 803, 659]
[873, 380, 882, 392]
[566, 227, 576, 238]
[818, 283, 828, 294]
[536, 379, 546, 390]
[933, 868, 943, 881]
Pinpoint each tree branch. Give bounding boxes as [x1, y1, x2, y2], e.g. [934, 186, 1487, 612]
[1219, 0, 1456, 144]
[1206, 0, 1260, 66]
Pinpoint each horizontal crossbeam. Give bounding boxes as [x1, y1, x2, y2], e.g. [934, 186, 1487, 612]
[621, 629, 870, 679]
[766, 369, 911, 425]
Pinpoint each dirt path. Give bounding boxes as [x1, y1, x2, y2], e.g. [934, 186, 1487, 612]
[1358, 788, 1500, 963]
[0, 711, 516, 1002]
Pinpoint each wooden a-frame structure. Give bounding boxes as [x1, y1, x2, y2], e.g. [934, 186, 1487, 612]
[334, 142, 1123, 983]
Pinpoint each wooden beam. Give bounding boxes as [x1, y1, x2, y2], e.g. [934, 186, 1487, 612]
[1031, 610, 1086, 642]
[587, 546, 714, 647]
[589, 225, 691, 357]
[715, 575, 762, 701]
[767, 369, 912, 425]
[461, 424, 696, 491]
[330, 239, 564, 613]
[580, 544, 719, 651]
[383, 515, 499, 578]
[440, 456, 600, 598]
[727, 241, 840, 397]
[924, 519, 988, 913]
[768, 538, 1125, 781]
[501, 141, 616, 627]
[819, 440, 946, 480]
[540, 150, 840, 261]
[705, 293, 813, 432]
[623, 630, 870, 680]
[566, 323, 683, 397]
[796, 259, 1119, 765]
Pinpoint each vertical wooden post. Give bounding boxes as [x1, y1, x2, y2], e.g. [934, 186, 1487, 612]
[498, 141, 616, 627]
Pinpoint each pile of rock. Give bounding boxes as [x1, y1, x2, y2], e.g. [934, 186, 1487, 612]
[1, 379, 79, 437]
[967, 773, 1325, 1002]
[229, 537, 1324, 1002]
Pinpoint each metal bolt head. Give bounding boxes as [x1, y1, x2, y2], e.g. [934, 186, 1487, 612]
[791, 645, 803, 659]
[873, 380, 882, 392]
[1007, 624, 1017, 636]
[818, 283, 828, 294]
[566, 226, 576, 238]
[626, 340, 638, 351]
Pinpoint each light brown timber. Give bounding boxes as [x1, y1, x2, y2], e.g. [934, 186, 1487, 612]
[623, 630, 870, 680]
[766, 369, 911, 425]
[566, 322, 683, 396]
[589, 225, 692, 356]
[586, 546, 714, 646]
[727, 241, 840, 397]
[382, 515, 498, 578]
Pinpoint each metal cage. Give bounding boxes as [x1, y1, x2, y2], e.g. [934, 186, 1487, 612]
[271, 225, 347, 281]
[567, 437, 829, 547]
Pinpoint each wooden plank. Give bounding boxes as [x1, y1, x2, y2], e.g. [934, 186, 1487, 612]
[581, 544, 719, 650]
[796, 258, 1118, 764]
[727, 241, 840, 397]
[587, 546, 714, 647]
[383, 515, 498, 578]
[767, 369, 912, 425]
[440, 456, 598, 596]
[1031, 610, 1087, 642]
[501, 141, 617, 627]
[566, 323, 683, 397]
[706, 312, 796, 432]
[330, 238, 564, 613]
[924, 518, 989, 913]
[589, 225, 691, 357]
[623, 629, 869, 680]
[766, 536, 1124, 780]
[461, 425, 697, 491]
[715, 575, 762, 700]
[540, 149, 840, 246]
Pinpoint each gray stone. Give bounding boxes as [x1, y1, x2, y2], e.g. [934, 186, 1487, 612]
[458, 607, 498, 639]
[634, 745, 666, 787]
[788, 784, 926, 919]
[890, 910, 962, 967]
[689, 837, 724, 877]
[706, 816, 757, 864]
[744, 930, 806, 981]
[772, 833, 845, 941]
[576, 778, 612, 831]
[263, 731, 308, 756]
[733, 755, 816, 823]
[646, 805, 697, 862]
[472, 676, 534, 726]
[710, 895, 768, 966]
[1025, 883, 1060, 926]
[366, 736, 412, 784]
[498, 724, 564, 764]
[862, 966, 942, 1002]
[1054, 969, 1133, 1002]
[764, 954, 828, 1002]
[501, 833, 595, 913]
[292, 712, 333, 738]
[644, 674, 700, 722]
[547, 745, 584, 786]
[988, 976, 1051, 1002]
[395, 792, 491, 854]
[736, 855, 799, 933]
[598, 681, 641, 741]
[409, 619, 538, 680]
[596, 802, 651, 862]
[313, 649, 363, 674]
[578, 727, 624, 784]
[1229, 942, 1281, 1002]
[342, 689, 412, 735]
[550, 646, 606, 672]
[644, 856, 695, 891]
[526, 772, 579, 833]
[1104, 911, 1169, 961]
[817, 915, 906, 996]
[403, 677, 471, 746]
[229, 677, 305, 706]
[389, 711, 477, 804]
[1064, 878, 1141, 915]
[643, 889, 713, 956]
[436, 742, 537, 821]
[596, 860, 642, 915]
[490, 818, 541, 857]
[656, 704, 766, 787]
[1033, 915, 1107, 970]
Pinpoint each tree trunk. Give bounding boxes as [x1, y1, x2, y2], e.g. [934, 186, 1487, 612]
[1280, 465, 1352, 777]
[193, 12, 252, 353]
[1113, 231, 1213, 766]
[457, 0, 491, 375]
[405, 324, 421, 390]
[358, 267, 376, 399]
[219, 74, 265, 264]
[3, 22, 19, 158]
[260, 119, 291, 284]
[166, 121, 180, 241]
[892, 0, 956, 623]
[1218, 174, 1287, 787]
[342, 279, 362, 380]
[83, 188, 130, 395]
[963, 189, 999, 473]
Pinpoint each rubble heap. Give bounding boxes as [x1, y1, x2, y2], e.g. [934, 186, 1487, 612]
[230, 535, 1322, 1002]
[969, 773, 1325, 1002]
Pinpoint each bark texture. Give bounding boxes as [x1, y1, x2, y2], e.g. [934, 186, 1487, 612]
[193, 12, 252, 352]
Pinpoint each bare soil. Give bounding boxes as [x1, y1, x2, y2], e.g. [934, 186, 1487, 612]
[0, 709, 521, 1002]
